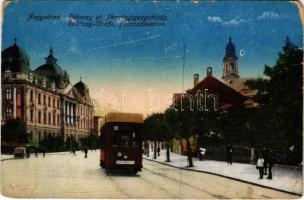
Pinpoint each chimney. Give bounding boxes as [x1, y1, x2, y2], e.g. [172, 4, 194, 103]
[207, 67, 212, 77]
[194, 73, 199, 86]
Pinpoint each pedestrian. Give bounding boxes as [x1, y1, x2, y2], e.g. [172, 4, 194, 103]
[42, 147, 46, 157]
[228, 145, 233, 165]
[226, 145, 230, 164]
[72, 148, 76, 155]
[256, 153, 264, 179]
[35, 147, 38, 157]
[84, 147, 88, 158]
[262, 148, 268, 175]
[267, 151, 274, 179]
[26, 147, 30, 158]
[157, 146, 160, 156]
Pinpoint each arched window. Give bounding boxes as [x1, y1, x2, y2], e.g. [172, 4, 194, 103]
[229, 63, 234, 71]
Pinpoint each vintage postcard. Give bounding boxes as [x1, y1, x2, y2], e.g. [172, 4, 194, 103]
[1, 0, 303, 199]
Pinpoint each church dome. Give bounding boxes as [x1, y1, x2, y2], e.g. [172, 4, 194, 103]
[224, 37, 238, 60]
[72, 79, 90, 101]
[34, 48, 70, 89]
[1, 39, 30, 73]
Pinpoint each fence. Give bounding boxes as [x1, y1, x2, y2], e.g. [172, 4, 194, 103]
[201, 145, 302, 166]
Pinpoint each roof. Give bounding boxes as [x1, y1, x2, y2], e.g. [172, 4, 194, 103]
[105, 112, 144, 124]
[73, 80, 89, 96]
[227, 77, 258, 97]
[34, 48, 70, 89]
[1, 42, 30, 73]
[187, 75, 247, 106]
[223, 37, 238, 60]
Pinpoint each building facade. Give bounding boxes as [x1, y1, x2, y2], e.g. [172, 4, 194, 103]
[1, 40, 94, 145]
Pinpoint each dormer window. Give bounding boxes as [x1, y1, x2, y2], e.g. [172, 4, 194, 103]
[51, 82, 56, 91]
[42, 77, 46, 87]
[28, 72, 33, 83]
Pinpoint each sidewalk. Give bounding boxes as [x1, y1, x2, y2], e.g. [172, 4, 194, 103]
[143, 150, 303, 195]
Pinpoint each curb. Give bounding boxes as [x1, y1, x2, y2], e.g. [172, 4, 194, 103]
[1, 158, 15, 161]
[143, 157, 302, 196]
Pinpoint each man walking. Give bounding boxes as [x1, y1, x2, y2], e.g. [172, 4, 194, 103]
[257, 154, 265, 179]
[84, 147, 88, 158]
[226, 145, 233, 165]
[262, 148, 268, 175]
[226, 145, 230, 164]
[267, 151, 274, 179]
[42, 147, 46, 157]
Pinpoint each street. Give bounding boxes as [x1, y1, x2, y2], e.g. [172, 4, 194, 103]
[1, 151, 299, 199]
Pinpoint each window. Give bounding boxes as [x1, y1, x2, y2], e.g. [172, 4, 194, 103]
[53, 114, 56, 125]
[111, 126, 139, 147]
[38, 93, 41, 104]
[48, 96, 51, 106]
[30, 110, 33, 122]
[229, 63, 234, 71]
[57, 99, 60, 109]
[53, 98, 56, 108]
[38, 111, 41, 123]
[5, 89, 12, 99]
[30, 90, 33, 101]
[5, 108, 12, 119]
[48, 113, 51, 125]
[43, 112, 46, 124]
[57, 114, 60, 126]
[43, 95, 46, 105]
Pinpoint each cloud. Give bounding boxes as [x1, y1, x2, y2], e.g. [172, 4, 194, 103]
[207, 16, 222, 23]
[257, 11, 279, 20]
[92, 34, 161, 50]
[207, 16, 245, 26]
[223, 18, 245, 25]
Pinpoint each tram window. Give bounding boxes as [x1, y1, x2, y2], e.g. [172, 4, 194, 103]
[122, 135, 130, 147]
[112, 131, 119, 147]
[132, 132, 137, 146]
[132, 131, 140, 147]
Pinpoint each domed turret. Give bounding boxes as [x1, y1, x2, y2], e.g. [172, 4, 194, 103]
[34, 47, 70, 89]
[72, 78, 90, 103]
[224, 37, 238, 60]
[1, 39, 30, 73]
[222, 37, 239, 83]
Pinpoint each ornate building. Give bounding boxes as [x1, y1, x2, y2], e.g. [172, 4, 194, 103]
[1, 40, 94, 145]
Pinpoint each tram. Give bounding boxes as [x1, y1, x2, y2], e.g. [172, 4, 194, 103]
[100, 112, 143, 173]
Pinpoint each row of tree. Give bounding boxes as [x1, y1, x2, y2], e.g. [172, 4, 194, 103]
[1, 118, 99, 153]
[143, 38, 303, 166]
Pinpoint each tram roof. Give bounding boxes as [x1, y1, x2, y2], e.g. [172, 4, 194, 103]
[105, 112, 144, 124]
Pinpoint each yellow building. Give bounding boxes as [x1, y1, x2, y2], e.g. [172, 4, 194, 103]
[1, 40, 94, 145]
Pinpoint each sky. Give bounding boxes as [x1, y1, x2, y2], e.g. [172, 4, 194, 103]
[1, 1, 303, 116]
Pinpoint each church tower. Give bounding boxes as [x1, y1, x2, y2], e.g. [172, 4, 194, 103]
[222, 37, 239, 83]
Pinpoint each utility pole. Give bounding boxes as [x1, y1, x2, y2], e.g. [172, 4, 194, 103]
[182, 44, 186, 92]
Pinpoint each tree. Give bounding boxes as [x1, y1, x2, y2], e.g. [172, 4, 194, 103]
[65, 136, 79, 151]
[166, 98, 198, 167]
[144, 113, 169, 159]
[2, 119, 28, 150]
[81, 134, 99, 149]
[39, 134, 64, 151]
[245, 37, 302, 158]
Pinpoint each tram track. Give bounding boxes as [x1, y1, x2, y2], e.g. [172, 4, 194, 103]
[142, 161, 229, 199]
